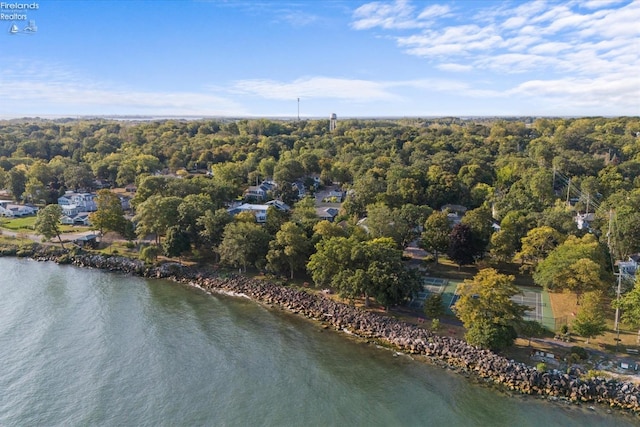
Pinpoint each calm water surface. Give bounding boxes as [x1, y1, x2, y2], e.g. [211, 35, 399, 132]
[0, 258, 636, 426]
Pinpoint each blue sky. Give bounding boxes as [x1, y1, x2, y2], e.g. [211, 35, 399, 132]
[1, 0, 639, 118]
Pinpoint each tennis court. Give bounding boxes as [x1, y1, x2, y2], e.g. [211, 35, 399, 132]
[447, 284, 548, 325]
[514, 289, 544, 323]
[407, 277, 449, 309]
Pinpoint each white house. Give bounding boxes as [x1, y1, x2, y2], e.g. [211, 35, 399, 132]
[227, 200, 289, 223]
[58, 192, 98, 212]
[575, 212, 596, 230]
[61, 212, 92, 226]
[0, 200, 38, 217]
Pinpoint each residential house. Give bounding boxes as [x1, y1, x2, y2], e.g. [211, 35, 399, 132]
[316, 207, 340, 222]
[61, 212, 92, 226]
[326, 190, 344, 202]
[227, 200, 289, 223]
[58, 192, 98, 212]
[441, 204, 467, 225]
[0, 200, 38, 217]
[292, 181, 306, 199]
[575, 212, 596, 230]
[244, 181, 276, 201]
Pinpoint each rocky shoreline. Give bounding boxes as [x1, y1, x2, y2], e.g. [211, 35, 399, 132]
[10, 248, 640, 415]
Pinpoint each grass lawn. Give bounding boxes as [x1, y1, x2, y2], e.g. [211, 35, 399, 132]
[0, 216, 87, 233]
[548, 290, 640, 353]
[0, 216, 37, 231]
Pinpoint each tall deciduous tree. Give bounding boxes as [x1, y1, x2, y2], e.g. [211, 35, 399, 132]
[461, 205, 494, 258]
[572, 291, 607, 343]
[419, 211, 450, 263]
[218, 221, 271, 272]
[616, 276, 640, 343]
[515, 226, 564, 273]
[266, 222, 310, 279]
[90, 189, 126, 235]
[8, 167, 27, 201]
[34, 204, 64, 248]
[448, 223, 476, 267]
[197, 208, 232, 250]
[454, 268, 526, 350]
[133, 195, 182, 245]
[533, 234, 611, 298]
[307, 236, 419, 308]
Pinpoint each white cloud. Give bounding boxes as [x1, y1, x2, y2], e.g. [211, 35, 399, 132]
[0, 61, 246, 116]
[232, 76, 403, 102]
[581, 0, 627, 9]
[416, 4, 451, 20]
[350, 0, 640, 114]
[437, 63, 473, 72]
[510, 74, 640, 111]
[352, 0, 450, 30]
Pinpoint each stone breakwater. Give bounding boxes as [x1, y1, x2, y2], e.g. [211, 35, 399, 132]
[26, 252, 640, 414]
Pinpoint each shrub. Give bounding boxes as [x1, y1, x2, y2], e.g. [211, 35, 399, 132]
[423, 293, 444, 318]
[536, 362, 547, 371]
[139, 245, 159, 263]
[581, 370, 612, 380]
[570, 346, 588, 360]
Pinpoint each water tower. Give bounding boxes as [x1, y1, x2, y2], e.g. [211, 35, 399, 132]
[329, 113, 337, 131]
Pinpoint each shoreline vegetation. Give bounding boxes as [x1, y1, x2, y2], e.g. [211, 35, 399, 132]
[3, 243, 639, 417]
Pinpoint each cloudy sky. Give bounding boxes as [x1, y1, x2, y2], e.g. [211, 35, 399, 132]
[1, 0, 638, 117]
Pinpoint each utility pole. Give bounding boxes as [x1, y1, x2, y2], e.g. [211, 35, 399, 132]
[297, 98, 300, 121]
[566, 177, 571, 205]
[607, 209, 613, 250]
[614, 267, 623, 350]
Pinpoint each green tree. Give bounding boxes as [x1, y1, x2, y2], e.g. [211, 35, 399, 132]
[197, 208, 233, 251]
[291, 196, 319, 236]
[63, 163, 94, 191]
[90, 189, 126, 235]
[454, 268, 526, 350]
[461, 205, 493, 258]
[419, 211, 450, 263]
[312, 220, 346, 240]
[616, 276, 640, 343]
[139, 245, 159, 263]
[365, 202, 407, 248]
[423, 293, 444, 318]
[177, 193, 214, 247]
[8, 167, 27, 201]
[133, 195, 182, 245]
[533, 234, 610, 298]
[34, 204, 64, 248]
[307, 236, 419, 308]
[23, 177, 46, 204]
[516, 320, 546, 346]
[218, 221, 271, 272]
[163, 225, 192, 258]
[266, 221, 310, 279]
[515, 226, 564, 273]
[572, 291, 607, 343]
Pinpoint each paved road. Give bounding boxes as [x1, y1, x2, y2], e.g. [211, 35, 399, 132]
[0, 228, 97, 243]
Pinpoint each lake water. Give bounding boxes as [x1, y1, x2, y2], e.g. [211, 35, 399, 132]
[0, 258, 635, 426]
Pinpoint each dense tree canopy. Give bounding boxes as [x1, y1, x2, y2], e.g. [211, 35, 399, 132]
[454, 268, 526, 350]
[1, 117, 639, 339]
